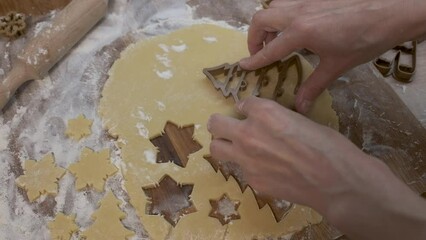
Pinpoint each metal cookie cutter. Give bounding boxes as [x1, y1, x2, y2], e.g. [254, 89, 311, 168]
[203, 54, 303, 103]
[374, 41, 417, 83]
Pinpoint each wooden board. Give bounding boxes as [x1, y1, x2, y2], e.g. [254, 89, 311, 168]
[0, 0, 70, 16]
[1, 0, 425, 239]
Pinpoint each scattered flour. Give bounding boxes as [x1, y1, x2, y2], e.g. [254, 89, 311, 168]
[0, 122, 10, 151]
[156, 54, 172, 67]
[155, 69, 174, 80]
[203, 36, 218, 43]
[171, 44, 187, 52]
[144, 150, 157, 164]
[158, 44, 170, 53]
[136, 123, 149, 139]
[156, 101, 166, 111]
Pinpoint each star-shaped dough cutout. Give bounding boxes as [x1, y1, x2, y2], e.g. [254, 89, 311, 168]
[65, 114, 93, 141]
[68, 148, 118, 191]
[209, 194, 241, 225]
[142, 175, 196, 227]
[150, 121, 202, 168]
[48, 213, 79, 240]
[16, 153, 66, 202]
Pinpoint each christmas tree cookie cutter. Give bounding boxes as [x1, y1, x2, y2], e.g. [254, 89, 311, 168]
[203, 54, 303, 103]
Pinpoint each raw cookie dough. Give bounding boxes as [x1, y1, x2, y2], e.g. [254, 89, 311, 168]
[16, 153, 66, 202]
[82, 191, 135, 239]
[68, 148, 118, 191]
[48, 213, 78, 240]
[99, 24, 339, 239]
[65, 114, 93, 141]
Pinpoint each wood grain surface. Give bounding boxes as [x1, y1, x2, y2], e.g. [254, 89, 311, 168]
[0, 0, 70, 16]
[1, 1, 425, 240]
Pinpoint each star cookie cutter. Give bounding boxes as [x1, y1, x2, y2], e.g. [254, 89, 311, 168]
[203, 54, 303, 103]
[0, 12, 27, 38]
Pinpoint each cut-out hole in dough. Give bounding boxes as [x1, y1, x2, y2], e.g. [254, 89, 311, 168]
[204, 155, 248, 192]
[142, 175, 197, 227]
[205, 155, 293, 222]
[150, 121, 202, 168]
[254, 193, 293, 223]
[209, 193, 241, 225]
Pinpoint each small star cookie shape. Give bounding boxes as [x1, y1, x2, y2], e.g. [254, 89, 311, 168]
[48, 213, 78, 240]
[65, 114, 93, 141]
[68, 148, 118, 191]
[0, 12, 26, 37]
[16, 153, 66, 202]
[209, 194, 241, 225]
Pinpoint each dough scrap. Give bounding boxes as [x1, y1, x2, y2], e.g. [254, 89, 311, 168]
[68, 147, 118, 191]
[16, 153, 66, 202]
[65, 114, 93, 141]
[99, 24, 338, 239]
[48, 213, 78, 240]
[82, 191, 135, 239]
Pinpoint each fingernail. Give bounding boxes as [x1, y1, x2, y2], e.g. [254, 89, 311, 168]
[300, 100, 312, 114]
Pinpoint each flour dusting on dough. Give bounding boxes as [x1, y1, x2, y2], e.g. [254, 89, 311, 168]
[155, 69, 174, 80]
[156, 101, 166, 111]
[136, 123, 149, 139]
[156, 54, 172, 67]
[144, 150, 157, 164]
[203, 36, 218, 43]
[158, 44, 170, 53]
[171, 44, 187, 52]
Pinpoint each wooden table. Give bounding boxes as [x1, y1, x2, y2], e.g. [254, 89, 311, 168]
[0, 1, 425, 240]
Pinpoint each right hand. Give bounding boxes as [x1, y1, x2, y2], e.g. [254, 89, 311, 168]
[240, 0, 426, 113]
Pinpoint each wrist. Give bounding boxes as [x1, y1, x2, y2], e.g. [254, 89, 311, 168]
[324, 156, 426, 240]
[393, 0, 426, 42]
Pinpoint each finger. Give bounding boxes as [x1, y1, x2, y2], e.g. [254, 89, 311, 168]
[240, 31, 300, 70]
[235, 96, 281, 118]
[295, 61, 341, 114]
[265, 32, 278, 45]
[209, 138, 242, 165]
[247, 8, 294, 55]
[207, 113, 241, 141]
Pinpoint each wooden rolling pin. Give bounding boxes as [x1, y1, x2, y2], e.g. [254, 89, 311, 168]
[0, 0, 108, 110]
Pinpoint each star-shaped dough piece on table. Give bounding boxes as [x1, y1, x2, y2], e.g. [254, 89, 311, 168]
[16, 153, 66, 202]
[68, 147, 118, 191]
[48, 213, 79, 240]
[209, 194, 241, 225]
[65, 114, 93, 141]
[142, 175, 196, 227]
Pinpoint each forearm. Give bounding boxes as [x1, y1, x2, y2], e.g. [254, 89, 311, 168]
[326, 156, 426, 240]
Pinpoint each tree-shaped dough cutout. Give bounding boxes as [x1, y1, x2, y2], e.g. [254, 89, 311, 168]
[82, 191, 135, 239]
[150, 121, 202, 168]
[142, 175, 197, 227]
[68, 147, 117, 191]
[209, 194, 241, 225]
[48, 213, 78, 240]
[16, 153, 66, 202]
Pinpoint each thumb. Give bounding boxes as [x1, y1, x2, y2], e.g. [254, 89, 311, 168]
[295, 61, 340, 114]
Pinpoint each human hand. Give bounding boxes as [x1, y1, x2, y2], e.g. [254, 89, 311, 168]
[207, 96, 426, 240]
[240, 0, 426, 113]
